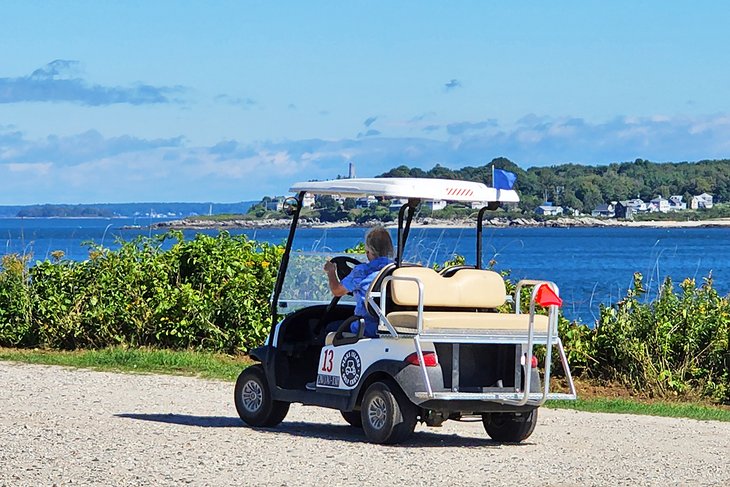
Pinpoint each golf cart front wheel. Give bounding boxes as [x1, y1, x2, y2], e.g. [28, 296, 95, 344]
[360, 380, 417, 444]
[234, 365, 289, 427]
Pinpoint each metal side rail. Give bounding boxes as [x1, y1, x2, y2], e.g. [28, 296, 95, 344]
[414, 329, 560, 345]
[414, 392, 577, 401]
[413, 336, 577, 405]
[396, 278, 576, 406]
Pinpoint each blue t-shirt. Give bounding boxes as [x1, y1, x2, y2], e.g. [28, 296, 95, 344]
[340, 256, 392, 337]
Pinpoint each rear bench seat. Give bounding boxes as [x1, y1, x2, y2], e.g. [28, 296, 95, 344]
[383, 267, 548, 334]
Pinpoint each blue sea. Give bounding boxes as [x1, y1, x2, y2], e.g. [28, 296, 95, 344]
[2, 217, 728, 325]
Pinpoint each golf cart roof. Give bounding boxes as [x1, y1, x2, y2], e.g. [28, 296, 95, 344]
[289, 178, 519, 203]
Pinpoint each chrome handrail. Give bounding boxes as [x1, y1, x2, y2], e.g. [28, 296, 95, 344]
[366, 273, 575, 404]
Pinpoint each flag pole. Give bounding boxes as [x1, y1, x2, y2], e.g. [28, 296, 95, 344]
[491, 163, 494, 187]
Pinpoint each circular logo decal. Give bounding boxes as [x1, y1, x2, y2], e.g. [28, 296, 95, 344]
[340, 350, 362, 387]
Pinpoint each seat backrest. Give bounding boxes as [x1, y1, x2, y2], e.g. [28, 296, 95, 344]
[389, 267, 506, 309]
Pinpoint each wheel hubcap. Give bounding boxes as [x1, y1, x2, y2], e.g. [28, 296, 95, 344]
[368, 396, 387, 430]
[241, 379, 263, 412]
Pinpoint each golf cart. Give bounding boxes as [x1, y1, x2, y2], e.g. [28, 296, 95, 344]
[234, 178, 576, 444]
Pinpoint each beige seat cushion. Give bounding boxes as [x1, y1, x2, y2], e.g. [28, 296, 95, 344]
[325, 331, 357, 346]
[390, 267, 506, 308]
[386, 311, 549, 333]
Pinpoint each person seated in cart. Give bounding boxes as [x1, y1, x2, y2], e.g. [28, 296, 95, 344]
[323, 226, 394, 338]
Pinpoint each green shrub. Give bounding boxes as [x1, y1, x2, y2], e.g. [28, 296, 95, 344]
[0, 254, 33, 346]
[589, 273, 729, 403]
[0, 231, 282, 353]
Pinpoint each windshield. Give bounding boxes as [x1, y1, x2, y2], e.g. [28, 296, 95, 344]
[276, 251, 364, 314]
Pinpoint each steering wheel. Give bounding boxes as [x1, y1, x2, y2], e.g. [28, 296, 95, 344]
[315, 255, 363, 337]
[329, 255, 363, 281]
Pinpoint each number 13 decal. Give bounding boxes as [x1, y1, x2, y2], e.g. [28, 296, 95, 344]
[321, 349, 334, 372]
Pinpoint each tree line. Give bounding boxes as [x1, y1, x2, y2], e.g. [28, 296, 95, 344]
[380, 157, 730, 213]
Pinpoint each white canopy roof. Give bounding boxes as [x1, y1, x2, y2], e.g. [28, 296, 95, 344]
[289, 178, 519, 203]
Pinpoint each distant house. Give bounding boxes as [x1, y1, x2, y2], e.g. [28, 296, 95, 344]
[649, 196, 670, 213]
[615, 201, 632, 219]
[668, 195, 686, 211]
[265, 197, 286, 212]
[356, 196, 377, 209]
[424, 200, 447, 211]
[302, 193, 316, 209]
[690, 193, 714, 209]
[388, 198, 409, 211]
[615, 199, 649, 219]
[535, 204, 563, 216]
[591, 203, 615, 218]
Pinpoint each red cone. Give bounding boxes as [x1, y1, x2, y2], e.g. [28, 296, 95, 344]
[535, 284, 562, 307]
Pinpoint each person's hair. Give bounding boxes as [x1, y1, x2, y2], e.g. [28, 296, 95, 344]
[365, 226, 394, 258]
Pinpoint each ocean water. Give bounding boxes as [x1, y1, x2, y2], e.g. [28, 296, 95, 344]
[1, 217, 728, 324]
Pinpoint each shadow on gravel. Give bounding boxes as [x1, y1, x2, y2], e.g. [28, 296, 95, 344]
[115, 414, 509, 448]
[276, 421, 505, 448]
[116, 413, 242, 428]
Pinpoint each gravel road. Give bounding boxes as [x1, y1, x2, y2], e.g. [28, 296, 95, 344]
[1, 362, 728, 487]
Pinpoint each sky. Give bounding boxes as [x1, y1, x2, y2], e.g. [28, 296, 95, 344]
[1, 1, 730, 204]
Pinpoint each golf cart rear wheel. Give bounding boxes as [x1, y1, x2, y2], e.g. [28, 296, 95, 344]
[340, 410, 363, 428]
[482, 409, 538, 443]
[234, 365, 289, 427]
[360, 380, 417, 444]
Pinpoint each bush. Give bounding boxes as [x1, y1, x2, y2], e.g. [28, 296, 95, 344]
[588, 273, 729, 403]
[0, 231, 283, 353]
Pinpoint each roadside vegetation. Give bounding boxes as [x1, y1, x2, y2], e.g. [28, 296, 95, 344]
[0, 346, 250, 381]
[0, 231, 728, 411]
[0, 231, 281, 353]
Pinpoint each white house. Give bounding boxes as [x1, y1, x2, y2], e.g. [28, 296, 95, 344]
[302, 193, 316, 209]
[424, 200, 447, 211]
[649, 196, 671, 213]
[690, 193, 714, 209]
[356, 196, 377, 208]
[535, 204, 564, 216]
[388, 198, 409, 211]
[668, 195, 686, 211]
[627, 199, 649, 212]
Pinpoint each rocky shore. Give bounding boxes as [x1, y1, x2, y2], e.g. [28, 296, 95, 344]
[150, 216, 730, 230]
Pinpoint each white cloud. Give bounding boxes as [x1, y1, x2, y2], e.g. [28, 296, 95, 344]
[0, 60, 185, 106]
[2, 113, 730, 203]
[5, 162, 52, 175]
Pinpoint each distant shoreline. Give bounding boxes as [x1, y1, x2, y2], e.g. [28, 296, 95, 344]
[149, 216, 730, 231]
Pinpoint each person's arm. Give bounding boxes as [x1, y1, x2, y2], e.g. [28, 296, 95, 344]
[324, 261, 349, 297]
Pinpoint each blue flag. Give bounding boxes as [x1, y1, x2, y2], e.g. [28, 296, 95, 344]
[493, 168, 517, 190]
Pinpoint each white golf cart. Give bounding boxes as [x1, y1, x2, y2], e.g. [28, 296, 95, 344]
[234, 178, 576, 444]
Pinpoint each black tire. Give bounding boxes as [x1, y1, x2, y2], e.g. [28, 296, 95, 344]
[340, 410, 363, 428]
[360, 381, 417, 444]
[482, 409, 538, 443]
[234, 365, 289, 427]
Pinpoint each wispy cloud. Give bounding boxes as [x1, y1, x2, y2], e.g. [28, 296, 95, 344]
[3, 113, 730, 203]
[0, 60, 185, 106]
[357, 129, 382, 138]
[446, 120, 498, 136]
[0, 129, 183, 166]
[444, 79, 461, 91]
[215, 94, 257, 108]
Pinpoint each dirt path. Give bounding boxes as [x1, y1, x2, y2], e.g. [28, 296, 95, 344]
[1, 362, 728, 486]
